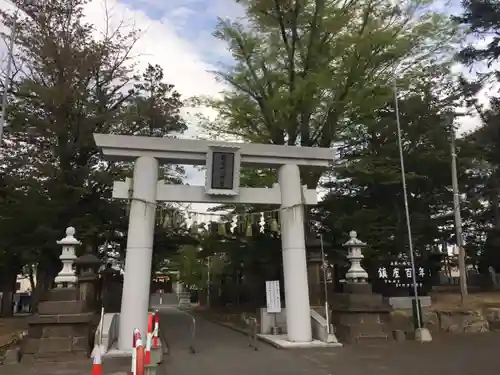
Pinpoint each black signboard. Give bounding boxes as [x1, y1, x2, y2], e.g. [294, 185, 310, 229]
[211, 152, 235, 190]
[369, 259, 432, 297]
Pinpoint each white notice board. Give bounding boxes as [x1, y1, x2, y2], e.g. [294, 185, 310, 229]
[265, 280, 281, 313]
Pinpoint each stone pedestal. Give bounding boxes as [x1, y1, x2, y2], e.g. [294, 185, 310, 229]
[21, 288, 97, 362]
[331, 231, 389, 343]
[331, 283, 390, 343]
[78, 274, 99, 312]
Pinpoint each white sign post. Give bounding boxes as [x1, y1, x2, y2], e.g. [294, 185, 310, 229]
[265, 280, 281, 334]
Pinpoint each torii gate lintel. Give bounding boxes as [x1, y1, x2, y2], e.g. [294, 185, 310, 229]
[113, 178, 319, 205]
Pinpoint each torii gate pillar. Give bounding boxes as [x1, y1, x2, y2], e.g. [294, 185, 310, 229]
[119, 156, 158, 350]
[278, 164, 311, 341]
[94, 134, 334, 349]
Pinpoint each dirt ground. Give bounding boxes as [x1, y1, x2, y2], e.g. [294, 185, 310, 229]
[429, 291, 500, 310]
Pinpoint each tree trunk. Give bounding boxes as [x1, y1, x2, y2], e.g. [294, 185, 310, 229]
[30, 260, 59, 312]
[0, 271, 19, 317]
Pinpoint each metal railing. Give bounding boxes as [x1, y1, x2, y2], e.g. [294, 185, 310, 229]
[189, 313, 196, 354]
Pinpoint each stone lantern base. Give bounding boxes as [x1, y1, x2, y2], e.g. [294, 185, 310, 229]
[330, 282, 390, 343]
[21, 287, 98, 363]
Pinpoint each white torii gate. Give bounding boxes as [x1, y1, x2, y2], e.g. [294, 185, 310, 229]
[94, 134, 334, 350]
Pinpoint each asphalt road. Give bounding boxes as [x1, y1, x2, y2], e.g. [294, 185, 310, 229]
[157, 297, 500, 375]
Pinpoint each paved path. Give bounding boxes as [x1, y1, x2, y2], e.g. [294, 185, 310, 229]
[299, 333, 500, 375]
[158, 300, 500, 375]
[158, 306, 323, 375]
[1, 357, 131, 375]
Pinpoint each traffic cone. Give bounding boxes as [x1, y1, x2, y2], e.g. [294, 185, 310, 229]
[91, 348, 103, 375]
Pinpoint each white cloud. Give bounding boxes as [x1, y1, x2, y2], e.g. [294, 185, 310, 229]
[1, 0, 226, 121]
[84, 0, 224, 99]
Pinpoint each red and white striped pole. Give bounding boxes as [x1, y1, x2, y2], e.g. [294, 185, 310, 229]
[153, 310, 159, 348]
[131, 329, 140, 375]
[145, 314, 153, 364]
[136, 334, 145, 375]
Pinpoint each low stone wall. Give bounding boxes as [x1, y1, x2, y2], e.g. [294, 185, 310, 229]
[390, 306, 500, 334]
[197, 303, 500, 339]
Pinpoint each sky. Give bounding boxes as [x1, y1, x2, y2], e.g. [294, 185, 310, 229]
[0, 0, 492, 215]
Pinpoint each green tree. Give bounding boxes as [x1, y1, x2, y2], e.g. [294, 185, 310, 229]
[196, 223, 283, 307]
[200, 0, 461, 189]
[196, 0, 463, 279]
[455, 0, 500, 65]
[317, 65, 464, 261]
[176, 245, 205, 290]
[0, 0, 188, 314]
[455, 0, 500, 271]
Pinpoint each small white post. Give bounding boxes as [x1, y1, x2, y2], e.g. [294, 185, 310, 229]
[54, 227, 80, 288]
[343, 231, 369, 283]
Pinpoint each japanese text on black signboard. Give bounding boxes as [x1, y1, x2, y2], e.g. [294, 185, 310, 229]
[376, 261, 430, 288]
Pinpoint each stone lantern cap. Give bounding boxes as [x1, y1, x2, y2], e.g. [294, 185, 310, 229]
[56, 227, 82, 246]
[343, 231, 366, 248]
[75, 245, 100, 269]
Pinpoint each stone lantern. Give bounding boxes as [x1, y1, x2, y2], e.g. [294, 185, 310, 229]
[330, 230, 390, 343]
[54, 226, 80, 288]
[21, 227, 95, 363]
[75, 244, 101, 312]
[343, 230, 369, 284]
